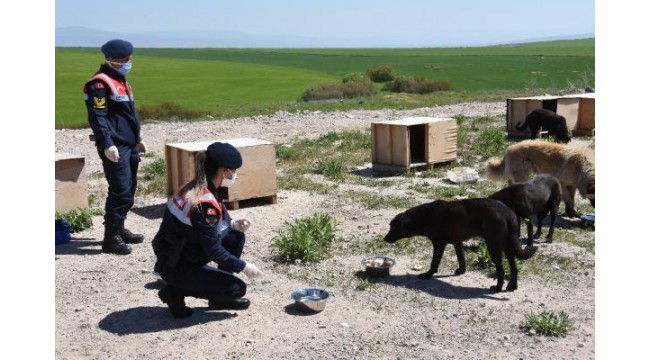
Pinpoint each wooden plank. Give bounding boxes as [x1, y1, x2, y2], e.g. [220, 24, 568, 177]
[390, 124, 409, 167]
[577, 97, 595, 132]
[556, 98, 580, 130]
[372, 123, 392, 165]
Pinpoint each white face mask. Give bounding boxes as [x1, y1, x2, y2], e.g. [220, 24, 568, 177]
[221, 170, 237, 187]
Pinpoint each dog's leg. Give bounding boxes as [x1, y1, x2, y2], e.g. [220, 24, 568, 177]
[546, 206, 557, 243]
[486, 241, 505, 292]
[525, 217, 534, 246]
[563, 185, 579, 218]
[452, 242, 466, 275]
[529, 123, 541, 140]
[504, 251, 518, 292]
[533, 213, 544, 240]
[420, 243, 445, 279]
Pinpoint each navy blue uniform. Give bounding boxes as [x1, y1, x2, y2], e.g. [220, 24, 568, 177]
[83, 64, 141, 229]
[152, 182, 247, 301]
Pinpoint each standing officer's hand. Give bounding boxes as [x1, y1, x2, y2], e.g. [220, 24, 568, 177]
[137, 141, 147, 154]
[104, 146, 120, 162]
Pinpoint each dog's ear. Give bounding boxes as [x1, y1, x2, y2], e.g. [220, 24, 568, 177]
[390, 213, 412, 230]
[586, 180, 595, 196]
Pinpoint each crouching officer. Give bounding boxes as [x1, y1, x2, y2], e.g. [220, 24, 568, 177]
[83, 39, 147, 255]
[152, 142, 263, 318]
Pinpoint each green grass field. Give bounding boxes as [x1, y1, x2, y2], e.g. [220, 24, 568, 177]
[55, 38, 594, 128]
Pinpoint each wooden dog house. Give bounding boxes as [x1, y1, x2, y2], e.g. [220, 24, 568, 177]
[165, 138, 277, 209]
[506, 93, 595, 138]
[371, 117, 457, 173]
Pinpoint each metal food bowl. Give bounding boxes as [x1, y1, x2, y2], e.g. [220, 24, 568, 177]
[362, 255, 396, 277]
[291, 288, 331, 313]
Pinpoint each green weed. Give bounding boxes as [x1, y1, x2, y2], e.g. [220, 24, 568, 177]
[138, 158, 167, 196]
[521, 311, 574, 337]
[55, 207, 102, 233]
[272, 213, 339, 263]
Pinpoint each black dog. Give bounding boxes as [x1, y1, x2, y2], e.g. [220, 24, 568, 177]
[516, 108, 571, 143]
[489, 174, 562, 245]
[384, 198, 537, 292]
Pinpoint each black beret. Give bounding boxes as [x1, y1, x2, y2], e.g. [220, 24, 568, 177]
[101, 39, 133, 58]
[206, 142, 242, 169]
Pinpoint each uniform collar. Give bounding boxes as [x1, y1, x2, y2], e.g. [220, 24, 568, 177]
[207, 181, 222, 201]
[99, 63, 126, 80]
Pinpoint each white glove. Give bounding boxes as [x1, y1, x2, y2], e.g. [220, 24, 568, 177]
[137, 141, 147, 154]
[242, 262, 263, 279]
[231, 219, 251, 233]
[104, 146, 120, 162]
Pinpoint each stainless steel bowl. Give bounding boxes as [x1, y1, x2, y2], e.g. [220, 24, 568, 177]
[361, 255, 396, 277]
[291, 288, 331, 313]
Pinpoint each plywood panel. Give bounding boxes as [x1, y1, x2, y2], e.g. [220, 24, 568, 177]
[426, 120, 457, 163]
[372, 123, 392, 164]
[165, 139, 277, 206]
[556, 98, 580, 130]
[390, 125, 409, 167]
[55, 154, 88, 212]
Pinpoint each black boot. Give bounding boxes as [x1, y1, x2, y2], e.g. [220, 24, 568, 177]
[158, 286, 193, 318]
[118, 227, 145, 244]
[102, 225, 132, 255]
[208, 297, 251, 310]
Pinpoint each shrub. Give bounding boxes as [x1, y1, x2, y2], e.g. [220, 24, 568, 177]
[137, 101, 210, 121]
[315, 158, 347, 179]
[471, 127, 508, 158]
[383, 76, 452, 94]
[342, 73, 369, 83]
[521, 311, 574, 337]
[366, 64, 396, 82]
[301, 80, 375, 101]
[272, 213, 338, 263]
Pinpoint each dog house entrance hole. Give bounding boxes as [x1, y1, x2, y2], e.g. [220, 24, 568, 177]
[409, 124, 426, 164]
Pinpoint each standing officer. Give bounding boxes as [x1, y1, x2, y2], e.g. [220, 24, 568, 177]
[83, 39, 147, 255]
[152, 142, 263, 318]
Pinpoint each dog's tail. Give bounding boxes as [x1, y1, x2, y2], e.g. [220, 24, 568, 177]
[486, 158, 506, 182]
[515, 116, 529, 130]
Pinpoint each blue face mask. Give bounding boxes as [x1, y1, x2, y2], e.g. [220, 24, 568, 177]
[108, 60, 132, 75]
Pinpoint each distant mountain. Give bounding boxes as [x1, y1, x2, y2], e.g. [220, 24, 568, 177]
[55, 26, 594, 48]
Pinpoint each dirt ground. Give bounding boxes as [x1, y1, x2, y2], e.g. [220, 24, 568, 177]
[54, 102, 595, 360]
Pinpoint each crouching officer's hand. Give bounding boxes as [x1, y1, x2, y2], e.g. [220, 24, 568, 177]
[104, 146, 120, 162]
[231, 219, 251, 233]
[242, 262, 263, 279]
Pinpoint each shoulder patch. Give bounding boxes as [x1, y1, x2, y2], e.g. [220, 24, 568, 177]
[92, 97, 106, 109]
[199, 203, 221, 227]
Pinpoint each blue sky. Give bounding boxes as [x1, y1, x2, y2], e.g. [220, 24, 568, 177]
[55, 0, 595, 46]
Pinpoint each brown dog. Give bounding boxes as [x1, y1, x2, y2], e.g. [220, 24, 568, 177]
[486, 140, 594, 218]
[516, 108, 571, 143]
[384, 198, 537, 292]
[489, 174, 562, 245]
